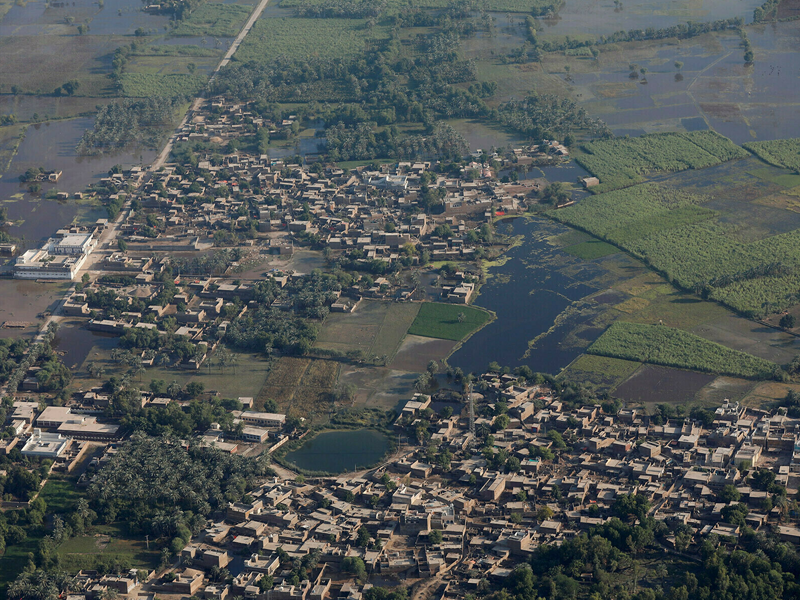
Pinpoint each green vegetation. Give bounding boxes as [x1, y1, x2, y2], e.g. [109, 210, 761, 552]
[280, 0, 562, 13]
[407, 302, 492, 341]
[562, 239, 619, 260]
[235, 18, 385, 62]
[172, 3, 253, 37]
[77, 97, 182, 155]
[119, 73, 207, 98]
[588, 322, 780, 379]
[744, 138, 800, 173]
[576, 132, 748, 192]
[550, 182, 800, 317]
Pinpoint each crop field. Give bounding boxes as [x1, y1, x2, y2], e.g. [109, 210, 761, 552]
[172, 3, 253, 37]
[119, 73, 208, 98]
[744, 138, 800, 173]
[551, 181, 800, 316]
[560, 354, 641, 389]
[562, 239, 619, 260]
[407, 302, 493, 341]
[234, 18, 388, 62]
[369, 302, 421, 360]
[279, 0, 559, 12]
[575, 132, 748, 192]
[612, 364, 717, 407]
[588, 321, 779, 379]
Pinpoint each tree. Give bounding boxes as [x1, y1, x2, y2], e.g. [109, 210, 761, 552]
[356, 526, 371, 547]
[536, 506, 554, 521]
[185, 381, 204, 398]
[674, 61, 684, 70]
[780, 314, 795, 330]
[428, 529, 442, 544]
[427, 360, 440, 375]
[719, 484, 741, 503]
[541, 182, 570, 205]
[721, 502, 749, 526]
[341, 557, 367, 581]
[117, 239, 128, 252]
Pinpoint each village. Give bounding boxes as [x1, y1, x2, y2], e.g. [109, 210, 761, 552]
[7, 373, 799, 600]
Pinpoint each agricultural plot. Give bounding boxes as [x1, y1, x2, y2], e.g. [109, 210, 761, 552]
[234, 18, 387, 62]
[279, 0, 559, 12]
[256, 357, 339, 420]
[407, 302, 493, 341]
[588, 321, 779, 379]
[314, 300, 419, 360]
[562, 239, 619, 260]
[560, 354, 641, 390]
[172, 3, 253, 37]
[744, 138, 800, 173]
[575, 132, 748, 192]
[551, 182, 800, 317]
[119, 73, 208, 98]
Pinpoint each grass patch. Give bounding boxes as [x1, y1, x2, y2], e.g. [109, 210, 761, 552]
[370, 302, 421, 359]
[744, 138, 800, 173]
[119, 73, 207, 98]
[57, 526, 160, 573]
[172, 3, 252, 37]
[407, 302, 492, 341]
[576, 131, 748, 192]
[588, 321, 779, 379]
[39, 478, 83, 514]
[561, 354, 641, 389]
[234, 18, 388, 62]
[563, 239, 619, 259]
[280, 0, 559, 11]
[746, 167, 800, 188]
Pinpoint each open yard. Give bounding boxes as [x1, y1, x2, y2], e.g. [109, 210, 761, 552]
[407, 302, 493, 341]
[256, 357, 339, 421]
[57, 525, 160, 573]
[172, 2, 253, 37]
[314, 300, 420, 361]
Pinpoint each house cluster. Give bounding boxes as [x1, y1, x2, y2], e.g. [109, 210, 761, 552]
[75, 379, 800, 600]
[14, 227, 99, 280]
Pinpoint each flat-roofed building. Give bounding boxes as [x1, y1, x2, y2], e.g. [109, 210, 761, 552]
[22, 429, 69, 459]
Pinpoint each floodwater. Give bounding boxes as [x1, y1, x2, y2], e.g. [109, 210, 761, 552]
[450, 217, 601, 375]
[537, 0, 763, 40]
[574, 22, 800, 143]
[54, 321, 119, 371]
[0, 118, 154, 242]
[283, 428, 391, 473]
[0, 0, 171, 36]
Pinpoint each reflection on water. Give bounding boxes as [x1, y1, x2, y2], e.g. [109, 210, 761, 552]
[450, 217, 602, 375]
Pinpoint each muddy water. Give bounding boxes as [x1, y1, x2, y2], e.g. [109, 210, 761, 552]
[450, 216, 601, 375]
[0, 118, 154, 242]
[54, 321, 118, 370]
[539, 0, 763, 40]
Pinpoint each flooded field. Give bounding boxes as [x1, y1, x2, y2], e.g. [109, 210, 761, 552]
[54, 320, 119, 372]
[0, 118, 154, 242]
[0, 279, 70, 339]
[283, 428, 391, 473]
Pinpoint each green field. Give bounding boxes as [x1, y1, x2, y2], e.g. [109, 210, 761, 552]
[234, 18, 387, 62]
[576, 132, 749, 192]
[279, 0, 560, 12]
[744, 138, 800, 173]
[550, 182, 800, 317]
[173, 3, 253, 37]
[588, 321, 779, 379]
[563, 239, 620, 259]
[119, 73, 208, 98]
[407, 302, 493, 341]
[57, 525, 160, 573]
[38, 478, 83, 514]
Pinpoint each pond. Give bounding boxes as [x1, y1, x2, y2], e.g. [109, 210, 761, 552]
[54, 322, 119, 371]
[284, 429, 391, 474]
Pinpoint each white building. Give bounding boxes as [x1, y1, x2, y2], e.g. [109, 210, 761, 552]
[14, 232, 95, 280]
[21, 429, 69, 459]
